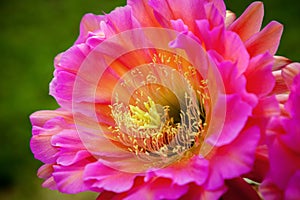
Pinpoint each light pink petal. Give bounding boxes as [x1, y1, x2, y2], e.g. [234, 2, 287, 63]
[245, 53, 275, 97]
[54, 44, 90, 73]
[53, 159, 92, 194]
[51, 129, 85, 153]
[273, 55, 292, 71]
[207, 126, 260, 189]
[149, 156, 209, 186]
[245, 21, 283, 57]
[37, 164, 57, 190]
[50, 70, 75, 102]
[31, 131, 58, 163]
[282, 63, 300, 90]
[30, 113, 71, 163]
[102, 6, 140, 37]
[30, 110, 71, 128]
[222, 178, 261, 200]
[229, 2, 264, 41]
[285, 171, 300, 200]
[170, 19, 189, 33]
[83, 162, 138, 193]
[225, 10, 236, 27]
[75, 13, 104, 44]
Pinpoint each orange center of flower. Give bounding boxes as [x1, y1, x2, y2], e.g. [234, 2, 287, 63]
[107, 51, 211, 168]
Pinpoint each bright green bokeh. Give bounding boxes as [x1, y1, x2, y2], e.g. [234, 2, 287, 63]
[0, 0, 299, 199]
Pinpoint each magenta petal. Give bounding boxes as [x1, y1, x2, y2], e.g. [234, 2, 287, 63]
[207, 94, 253, 146]
[196, 20, 249, 75]
[53, 158, 92, 194]
[207, 126, 260, 189]
[124, 178, 189, 200]
[281, 118, 300, 154]
[285, 171, 300, 200]
[75, 13, 104, 44]
[149, 156, 209, 186]
[180, 183, 227, 200]
[260, 175, 284, 200]
[285, 73, 300, 118]
[83, 162, 138, 193]
[269, 138, 300, 189]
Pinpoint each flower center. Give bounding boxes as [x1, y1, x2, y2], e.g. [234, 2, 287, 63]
[109, 62, 210, 168]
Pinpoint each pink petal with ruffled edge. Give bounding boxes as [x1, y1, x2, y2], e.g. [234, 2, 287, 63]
[75, 14, 105, 44]
[124, 178, 189, 200]
[101, 6, 140, 37]
[207, 93, 253, 146]
[206, 126, 260, 190]
[30, 111, 72, 163]
[53, 158, 92, 194]
[196, 19, 249, 75]
[83, 162, 138, 193]
[146, 155, 209, 186]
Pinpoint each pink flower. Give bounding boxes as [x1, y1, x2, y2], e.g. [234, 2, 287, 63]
[260, 63, 300, 199]
[30, 1, 286, 199]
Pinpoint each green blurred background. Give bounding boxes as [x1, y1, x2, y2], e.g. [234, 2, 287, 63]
[0, 0, 299, 199]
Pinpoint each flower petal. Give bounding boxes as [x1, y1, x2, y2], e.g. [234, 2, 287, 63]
[148, 156, 209, 186]
[83, 162, 138, 193]
[206, 126, 260, 189]
[229, 2, 264, 41]
[245, 21, 283, 56]
[245, 53, 275, 97]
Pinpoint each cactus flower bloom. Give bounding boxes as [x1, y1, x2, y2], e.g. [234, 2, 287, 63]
[30, 1, 293, 199]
